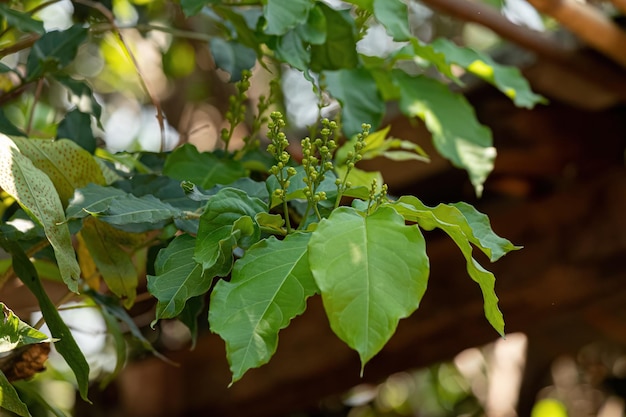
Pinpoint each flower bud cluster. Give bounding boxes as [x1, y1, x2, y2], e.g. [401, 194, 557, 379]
[221, 70, 252, 150]
[266, 112, 294, 202]
[337, 123, 371, 195]
[301, 119, 338, 207]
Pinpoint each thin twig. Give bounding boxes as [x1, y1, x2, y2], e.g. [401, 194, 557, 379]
[73, 0, 167, 151]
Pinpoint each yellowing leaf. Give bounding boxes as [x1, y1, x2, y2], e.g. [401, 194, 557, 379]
[0, 135, 80, 292]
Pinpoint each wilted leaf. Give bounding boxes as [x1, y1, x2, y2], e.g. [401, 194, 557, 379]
[210, 233, 317, 383]
[308, 206, 429, 370]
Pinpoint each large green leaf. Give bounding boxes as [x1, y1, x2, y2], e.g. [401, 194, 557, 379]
[0, 303, 52, 353]
[308, 206, 429, 369]
[0, 135, 80, 292]
[180, 0, 219, 16]
[0, 239, 89, 401]
[310, 4, 358, 72]
[11, 137, 105, 207]
[194, 187, 266, 274]
[57, 109, 97, 154]
[394, 71, 495, 196]
[0, 371, 29, 417]
[263, 0, 314, 35]
[271, 29, 310, 71]
[324, 68, 385, 137]
[147, 234, 207, 323]
[163, 144, 247, 189]
[210, 233, 317, 383]
[80, 218, 138, 308]
[66, 184, 127, 220]
[390, 196, 517, 336]
[26, 25, 88, 81]
[430, 38, 545, 108]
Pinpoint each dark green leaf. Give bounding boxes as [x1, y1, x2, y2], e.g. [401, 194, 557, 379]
[324, 68, 385, 137]
[0, 371, 29, 417]
[0, 109, 25, 136]
[394, 71, 495, 196]
[163, 144, 247, 189]
[264, 0, 314, 35]
[296, 5, 326, 45]
[430, 38, 546, 108]
[310, 4, 358, 72]
[54, 76, 103, 124]
[210, 233, 317, 383]
[0, 4, 45, 34]
[181, 0, 218, 16]
[373, 0, 410, 41]
[57, 109, 96, 153]
[194, 187, 266, 274]
[26, 25, 88, 81]
[89, 193, 180, 232]
[178, 295, 205, 349]
[308, 206, 429, 369]
[209, 37, 257, 82]
[147, 234, 208, 323]
[0, 239, 89, 401]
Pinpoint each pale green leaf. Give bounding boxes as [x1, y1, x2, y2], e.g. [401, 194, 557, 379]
[66, 184, 127, 220]
[90, 193, 180, 232]
[390, 196, 510, 336]
[194, 188, 266, 273]
[147, 234, 207, 323]
[431, 38, 545, 108]
[11, 137, 105, 207]
[373, 0, 410, 41]
[308, 206, 429, 369]
[264, 0, 314, 35]
[0, 371, 29, 417]
[209, 38, 257, 82]
[210, 233, 317, 383]
[394, 72, 495, 196]
[0, 303, 52, 353]
[324, 68, 385, 137]
[391, 39, 460, 83]
[80, 218, 138, 308]
[0, 135, 80, 292]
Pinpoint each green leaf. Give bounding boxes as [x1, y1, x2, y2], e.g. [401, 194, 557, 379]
[310, 4, 358, 72]
[194, 187, 266, 274]
[98, 305, 126, 388]
[26, 25, 88, 81]
[0, 109, 25, 137]
[391, 39, 460, 83]
[13, 380, 68, 417]
[54, 76, 103, 124]
[80, 218, 138, 308]
[88, 193, 180, 232]
[178, 295, 205, 349]
[324, 68, 385, 137]
[390, 196, 512, 336]
[210, 233, 317, 383]
[0, 371, 29, 417]
[147, 234, 207, 323]
[56, 110, 96, 153]
[308, 206, 429, 370]
[66, 183, 127, 220]
[264, 0, 314, 35]
[430, 38, 546, 108]
[450, 201, 522, 261]
[296, 5, 326, 45]
[209, 37, 257, 82]
[181, 0, 218, 16]
[394, 71, 495, 196]
[163, 144, 247, 189]
[0, 4, 45, 34]
[373, 0, 410, 41]
[0, 135, 80, 292]
[271, 30, 310, 71]
[0, 239, 89, 401]
[0, 303, 52, 353]
[11, 137, 106, 207]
